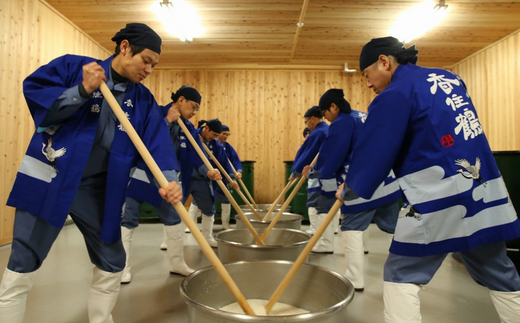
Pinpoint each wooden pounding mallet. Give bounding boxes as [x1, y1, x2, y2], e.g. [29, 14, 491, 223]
[261, 154, 319, 241]
[176, 117, 265, 245]
[201, 143, 262, 221]
[262, 177, 298, 221]
[228, 159, 259, 209]
[265, 198, 344, 314]
[98, 81, 256, 315]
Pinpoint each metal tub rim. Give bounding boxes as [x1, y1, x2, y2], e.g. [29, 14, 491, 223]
[215, 228, 311, 249]
[240, 212, 302, 223]
[180, 260, 355, 322]
[239, 203, 284, 209]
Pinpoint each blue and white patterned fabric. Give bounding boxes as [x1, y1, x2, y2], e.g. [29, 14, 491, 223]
[346, 63, 520, 256]
[7, 54, 177, 243]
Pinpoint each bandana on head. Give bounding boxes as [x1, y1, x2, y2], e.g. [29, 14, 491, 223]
[304, 106, 321, 118]
[171, 85, 202, 104]
[221, 124, 230, 132]
[198, 119, 222, 134]
[359, 36, 419, 72]
[318, 89, 351, 114]
[112, 23, 162, 54]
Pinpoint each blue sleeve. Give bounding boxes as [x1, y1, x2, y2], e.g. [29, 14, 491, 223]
[187, 125, 208, 176]
[291, 145, 304, 177]
[315, 117, 354, 196]
[316, 117, 354, 180]
[217, 142, 235, 181]
[159, 103, 171, 118]
[346, 89, 412, 199]
[125, 89, 180, 205]
[38, 86, 89, 131]
[161, 103, 173, 127]
[138, 89, 180, 173]
[226, 143, 242, 173]
[292, 132, 323, 174]
[160, 104, 181, 146]
[23, 54, 96, 129]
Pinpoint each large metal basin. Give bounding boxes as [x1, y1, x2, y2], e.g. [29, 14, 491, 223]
[236, 212, 302, 230]
[180, 260, 355, 322]
[215, 228, 311, 263]
[239, 204, 291, 212]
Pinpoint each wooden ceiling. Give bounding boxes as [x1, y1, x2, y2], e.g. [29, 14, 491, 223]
[45, 0, 520, 71]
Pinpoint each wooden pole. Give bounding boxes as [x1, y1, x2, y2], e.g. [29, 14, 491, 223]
[99, 81, 255, 315]
[265, 199, 344, 314]
[228, 159, 259, 209]
[200, 143, 262, 221]
[262, 178, 298, 221]
[176, 118, 264, 245]
[261, 154, 319, 241]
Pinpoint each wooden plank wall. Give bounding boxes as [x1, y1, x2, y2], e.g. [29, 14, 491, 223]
[2, 0, 519, 246]
[0, 0, 110, 245]
[143, 70, 374, 204]
[451, 29, 520, 152]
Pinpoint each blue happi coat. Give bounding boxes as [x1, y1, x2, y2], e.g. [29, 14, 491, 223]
[198, 128, 234, 198]
[179, 119, 209, 203]
[7, 54, 177, 243]
[126, 103, 182, 207]
[314, 110, 399, 212]
[222, 142, 242, 173]
[341, 111, 401, 213]
[346, 63, 520, 256]
[291, 121, 328, 206]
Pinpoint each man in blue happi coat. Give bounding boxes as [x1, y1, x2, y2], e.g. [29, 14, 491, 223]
[216, 124, 243, 230]
[0, 23, 183, 323]
[302, 96, 355, 253]
[121, 86, 211, 283]
[289, 106, 329, 235]
[319, 89, 401, 292]
[187, 119, 236, 247]
[339, 36, 520, 322]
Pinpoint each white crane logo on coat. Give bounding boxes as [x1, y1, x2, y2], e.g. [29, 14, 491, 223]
[42, 137, 66, 168]
[454, 157, 485, 185]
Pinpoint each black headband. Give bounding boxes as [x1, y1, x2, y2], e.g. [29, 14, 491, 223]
[304, 106, 322, 118]
[359, 36, 419, 72]
[112, 23, 162, 54]
[171, 85, 202, 104]
[318, 89, 351, 114]
[198, 119, 222, 133]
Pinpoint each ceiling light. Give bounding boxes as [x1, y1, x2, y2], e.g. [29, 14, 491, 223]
[389, 0, 449, 43]
[156, 0, 203, 43]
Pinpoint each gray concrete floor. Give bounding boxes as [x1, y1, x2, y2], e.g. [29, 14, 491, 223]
[0, 221, 502, 323]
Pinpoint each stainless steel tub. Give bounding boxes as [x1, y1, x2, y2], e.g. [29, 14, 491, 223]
[215, 228, 311, 263]
[239, 204, 291, 212]
[180, 260, 355, 322]
[236, 212, 302, 230]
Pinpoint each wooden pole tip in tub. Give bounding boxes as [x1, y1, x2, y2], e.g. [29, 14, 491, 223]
[265, 198, 344, 314]
[262, 177, 298, 221]
[261, 154, 319, 241]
